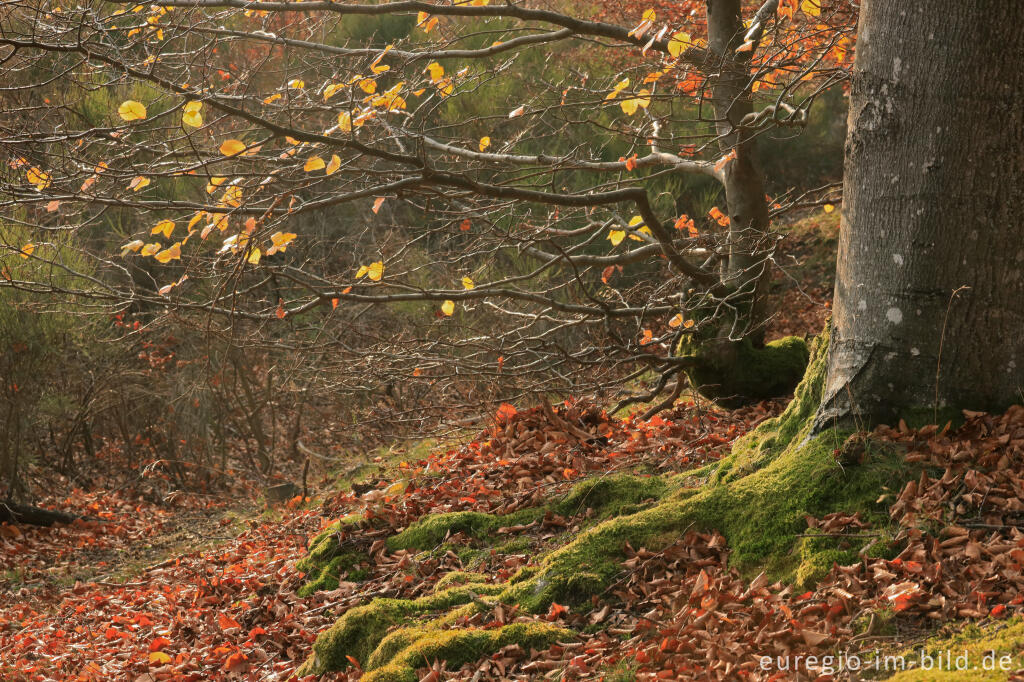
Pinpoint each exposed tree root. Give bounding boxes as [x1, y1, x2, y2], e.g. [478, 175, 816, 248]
[298, 326, 918, 677]
[0, 499, 84, 526]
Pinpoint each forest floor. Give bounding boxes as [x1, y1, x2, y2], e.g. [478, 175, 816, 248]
[5, 212, 1024, 681]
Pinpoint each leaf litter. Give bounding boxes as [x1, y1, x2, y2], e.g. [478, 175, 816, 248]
[4, 401, 1024, 680]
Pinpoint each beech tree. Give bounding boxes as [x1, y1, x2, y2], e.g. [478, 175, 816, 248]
[816, 0, 1024, 428]
[0, 0, 852, 417]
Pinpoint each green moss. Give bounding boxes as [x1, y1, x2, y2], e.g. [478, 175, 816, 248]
[556, 474, 668, 517]
[494, 328, 912, 611]
[387, 511, 498, 551]
[795, 527, 895, 589]
[884, 618, 1024, 681]
[296, 584, 505, 676]
[362, 623, 569, 682]
[680, 335, 810, 407]
[434, 571, 490, 592]
[295, 515, 367, 595]
[301, 325, 923, 677]
[297, 553, 365, 597]
[386, 475, 668, 557]
[711, 329, 830, 485]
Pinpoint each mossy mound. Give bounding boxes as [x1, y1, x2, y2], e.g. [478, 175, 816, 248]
[555, 473, 667, 518]
[386, 511, 499, 551]
[299, 474, 667, 595]
[297, 551, 366, 596]
[296, 515, 367, 597]
[793, 529, 893, 589]
[300, 325, 918, 677]
[297, 583, 506, 675]
[432, 571, 490, 591]
[679, 334, 810, 408]
[883, 617, 1024, 681]
[360, 623, 570, 682]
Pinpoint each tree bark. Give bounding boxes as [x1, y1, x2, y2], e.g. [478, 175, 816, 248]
[817, 0, 1024, 427]
[706, 0, 772, 344]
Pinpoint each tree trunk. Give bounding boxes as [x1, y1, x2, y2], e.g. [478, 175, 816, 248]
[706, 0, 772, 344]
[817, 0, 1024, 427]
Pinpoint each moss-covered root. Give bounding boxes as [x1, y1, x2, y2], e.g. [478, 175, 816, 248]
[296, 515, 366, 596]
[681, 334, 810, 407]
[301, 326, 915, 676]
[359, 623, 570, 682]
[884, 617, 1024, 681]
[386, 511, 498, 551]
[498, 327, 908, 610]
[555, 473, 667, 518]
[295, 584, 504, 676]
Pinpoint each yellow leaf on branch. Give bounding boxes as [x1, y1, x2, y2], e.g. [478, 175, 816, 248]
[182, 101, 202, 127]
[152, 219, 175, 238]
[219, 139, 246, 157]
[154, 242, 181, 263]
[117, 100, 147, 121]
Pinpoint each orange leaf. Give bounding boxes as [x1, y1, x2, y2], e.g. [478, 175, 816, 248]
[217, 614, 241, 630]
[149, 636, 172, 652]
[275, 300, 286, 319]
[219, 139, 246, 157]
[495, 403, 516, 422]
[547, 602, 568, 620]
[223, 652, 248, 672]
[372, 196, 385, 213]
[708, 206, 730, 227]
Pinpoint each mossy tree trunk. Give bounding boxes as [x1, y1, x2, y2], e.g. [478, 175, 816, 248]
[677, 1, 796, 405]
[817, 0, 1024, 429]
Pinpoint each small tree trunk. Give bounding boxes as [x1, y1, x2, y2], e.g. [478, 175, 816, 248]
[818, 0, 1024, 427]
[707, 0, 772, 343]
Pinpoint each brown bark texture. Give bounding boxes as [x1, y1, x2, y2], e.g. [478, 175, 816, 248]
[818, 0, 1024, 427]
